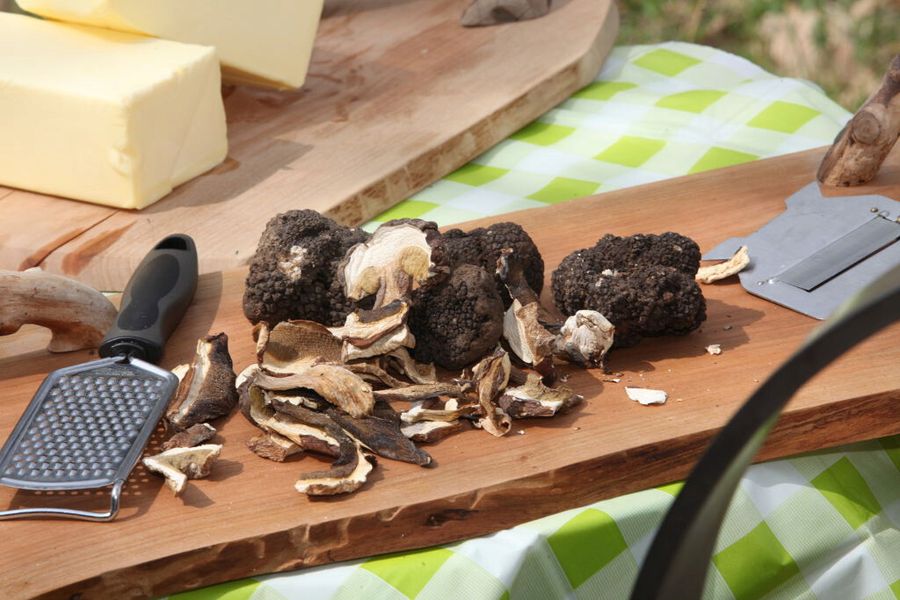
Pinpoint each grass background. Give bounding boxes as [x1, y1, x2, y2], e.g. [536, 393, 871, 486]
[617, 0, 899, 110]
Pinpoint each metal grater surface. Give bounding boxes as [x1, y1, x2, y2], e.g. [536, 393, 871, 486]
[0, 357, 178, 491]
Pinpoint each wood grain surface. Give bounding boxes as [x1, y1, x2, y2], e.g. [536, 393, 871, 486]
[0, 0, 618, 291]
[1, 147, 899, 599]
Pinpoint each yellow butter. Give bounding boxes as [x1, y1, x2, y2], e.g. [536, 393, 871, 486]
[17, 0, 325, 90]
[0, 13, 227, 210]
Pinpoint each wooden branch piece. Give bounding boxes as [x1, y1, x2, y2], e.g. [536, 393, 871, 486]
[818, 54, 900, 186]
[0, 268, 117, 352]
[461, 0, 552, 27]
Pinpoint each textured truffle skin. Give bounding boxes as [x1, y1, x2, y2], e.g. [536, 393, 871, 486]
[552, 233, 705, 347]
[243, 210, 368, 326]
[409, 264, 505, 370]
[441, 222, 544, 304]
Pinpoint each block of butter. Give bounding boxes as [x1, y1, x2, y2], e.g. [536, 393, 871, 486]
[17, 0, 325, 90]
[0, 13, 226, 210]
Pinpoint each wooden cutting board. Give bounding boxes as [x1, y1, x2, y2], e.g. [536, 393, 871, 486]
[1, 147, 899, 600]
[0, 0, 618, 291]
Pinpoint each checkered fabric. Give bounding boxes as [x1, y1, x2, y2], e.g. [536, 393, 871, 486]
[169, 43, 899, 600]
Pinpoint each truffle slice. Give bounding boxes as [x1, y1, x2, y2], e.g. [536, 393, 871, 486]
[166, 333, 238, 431]
[143, 444, 222, 495]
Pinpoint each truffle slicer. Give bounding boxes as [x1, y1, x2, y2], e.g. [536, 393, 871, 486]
[0, 235, 197, 521]
[704, 182, 900, 320]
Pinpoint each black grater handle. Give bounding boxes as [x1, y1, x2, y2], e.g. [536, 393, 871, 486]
[99, 234, 198, 364]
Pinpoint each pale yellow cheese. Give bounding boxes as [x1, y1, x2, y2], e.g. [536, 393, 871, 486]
[17, 0, 325, 90]
[0, 13, 227, 209]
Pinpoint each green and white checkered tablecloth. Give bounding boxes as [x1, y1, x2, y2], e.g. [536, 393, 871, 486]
[172, 43, 899, 600]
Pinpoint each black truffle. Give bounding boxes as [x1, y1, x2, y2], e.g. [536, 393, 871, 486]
[243, 210, 368, 327]
[440, 222, 544, 305]
[409, 264, 505, 370]
[551, 233, 705, 347]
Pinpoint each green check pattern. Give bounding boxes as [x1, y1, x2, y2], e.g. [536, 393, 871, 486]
[169, 43, 899, 600]
[363, 42, 849, 230]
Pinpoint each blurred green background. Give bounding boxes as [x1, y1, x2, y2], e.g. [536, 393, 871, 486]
[4, 0, 897, 110]
[617, 0, 899, 110]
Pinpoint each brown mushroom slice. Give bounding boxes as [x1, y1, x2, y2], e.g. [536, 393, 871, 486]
[341, 324, 416, 362]
[383, 348, 437, 384]
[400, 400, 479, 424]
[373, 383, 463, 403]
[254, 364, 374, 418]
[329, 301, 409, 348]
[242, 386, 340, 457]
[326, 409, 432, 466]
[256, 319, 342, 374]
[553, 310, 615, 368]
[246, 432, 304, 462]
[472, 349, 512, 437]
[498, 374, 583, 418]
[696, 245, 750, 284]
[167, 333, 238, 431]
[0, 268, 118, 353]
[142, 444, 222, 495]
[295, 443, 376, 496]
[171, 363, 191, 382]
[344, 362, 409, 389]
[161, 423, 217, 451]
[341, 221, 441, 307]
[503, 299, 556, 366]
[401, 419, 467, 443]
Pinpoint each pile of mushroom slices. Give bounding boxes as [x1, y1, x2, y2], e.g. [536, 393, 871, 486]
[236, 247, 617, 498]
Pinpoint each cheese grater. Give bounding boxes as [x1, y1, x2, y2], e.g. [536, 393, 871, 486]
[0, 234, 198, 521]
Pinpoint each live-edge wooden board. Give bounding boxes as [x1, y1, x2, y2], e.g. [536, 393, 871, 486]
[1, 147, 899, 599]
[0, 0, 618, 290]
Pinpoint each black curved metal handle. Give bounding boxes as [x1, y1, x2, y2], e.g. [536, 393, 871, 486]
[631, 262, 900, 600]
[99, 234, 198, 364]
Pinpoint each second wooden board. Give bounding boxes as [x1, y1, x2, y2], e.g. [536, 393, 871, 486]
[0, 0, 618, 290]
[1, 147, 899, 599]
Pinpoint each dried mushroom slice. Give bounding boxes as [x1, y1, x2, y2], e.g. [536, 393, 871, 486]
[256, 320, 341, 374]
[161, 423, 217, 451]
[498, 374, 583, 418]
[401, 420, 466, 443]
[373, 383, 463, 403]
[503, 299, 556, 366]
[329, 301, 409, 348]
[243, 385, 340, 457]
[142, 444, 222, 495]
[326, 409, 432, 466]
[295, 444, 376, 496]
[247, 432, 304, 462]
[400, 400, 479, 424]
[383, 348, 437, 384]
[472, 349, 512, 437]
[340, 221, 441, 307]
[696, 245, 750, 284]
[254, 364, 374, 418]
[341, 324, 415, 362]
[344, 362, 409, 389]
[553, 310, 615, 368]
[167, 333, 238, 431]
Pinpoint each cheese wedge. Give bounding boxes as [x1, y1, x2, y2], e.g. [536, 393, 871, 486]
[17, 0, 325, 90]
[0, 13, 227, 210]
